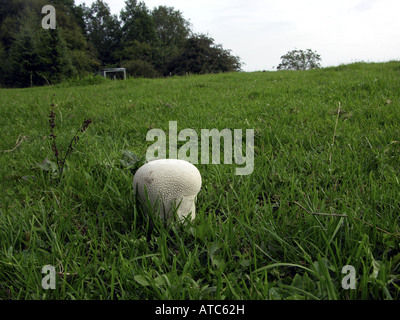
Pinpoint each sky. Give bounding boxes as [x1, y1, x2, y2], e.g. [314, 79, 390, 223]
[75, 0, 400, 71]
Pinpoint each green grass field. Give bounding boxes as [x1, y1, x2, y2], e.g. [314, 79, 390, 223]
[1, 61, 399, 300]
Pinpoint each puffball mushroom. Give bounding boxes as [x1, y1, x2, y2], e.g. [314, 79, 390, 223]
[133, 159, 202, 221]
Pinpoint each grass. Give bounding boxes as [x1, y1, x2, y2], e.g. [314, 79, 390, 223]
[0, 61, 399, 300]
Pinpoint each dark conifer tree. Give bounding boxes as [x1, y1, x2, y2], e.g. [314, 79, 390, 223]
[9, 25, 40, 87]
[37, 28, 73, 84]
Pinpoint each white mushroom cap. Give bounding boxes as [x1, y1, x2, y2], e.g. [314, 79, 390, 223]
[133, 159, 202, 221]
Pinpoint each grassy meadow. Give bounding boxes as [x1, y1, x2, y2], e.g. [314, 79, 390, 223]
[0, 61, 400, 300]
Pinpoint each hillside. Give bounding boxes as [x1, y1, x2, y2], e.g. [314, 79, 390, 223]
[0, 61, 399, 300]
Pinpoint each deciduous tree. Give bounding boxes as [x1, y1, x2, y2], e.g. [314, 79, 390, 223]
[277, 49, 321, 71]
[84, 0, 121, 66]
[166, 34, 241, 76]
[151, 5, 191, 72]
[120, 0, 156, 44]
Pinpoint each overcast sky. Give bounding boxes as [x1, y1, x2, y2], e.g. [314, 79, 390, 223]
[75, 0, 400, 71]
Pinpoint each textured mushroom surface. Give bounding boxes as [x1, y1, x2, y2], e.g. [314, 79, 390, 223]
[133, 159, 202, 221]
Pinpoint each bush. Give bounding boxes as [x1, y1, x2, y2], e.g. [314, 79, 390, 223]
[57, 74, 108, 87]
[122, 59, 159, 78]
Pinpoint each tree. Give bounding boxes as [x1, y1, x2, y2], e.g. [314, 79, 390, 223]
[53, 2, 100, 75]
[165, 34, 241, 76]
[118, 39, 159, 78]
[118, 1, 160, 77]
[277, 49, 321, 71]
[36, 28, 74, 84]
[0, 42, 7, 86]
[151, 5, 191, 71]
[120, 0, 157, 44]
[84, 0, 122, 66]
[152, 6, 191, 49]
[0, 0, 28, 53]
[9, 23, 41, 87]
[118, 40, 154, 61]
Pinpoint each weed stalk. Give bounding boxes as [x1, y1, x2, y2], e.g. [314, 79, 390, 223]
[48, 103, 92, 182]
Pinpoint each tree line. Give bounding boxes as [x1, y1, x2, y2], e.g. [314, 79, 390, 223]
[0, 0, 242, 87]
